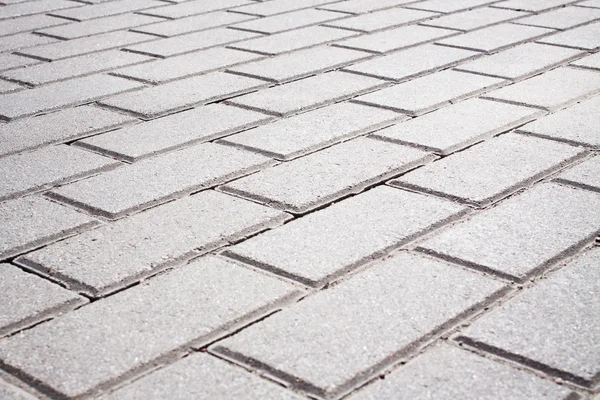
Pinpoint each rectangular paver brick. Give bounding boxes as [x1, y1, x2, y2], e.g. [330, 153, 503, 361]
[0, 53, 39, 71]
[458, 247, 600, 387]
[537, 22, 600, 50]
[353, 69, 504, 115]
[417, 183, 600, 280]
[421, 7, 527, 31]
[372, 98, 543, 154]
[227, 71, 389, 117]
[0, 377, 37, 400]
[0, 32, 56, 53]
[212, 252, 505, 399]
[391, 133, 586, 206]
[140, 0, 252, 19]
[76, 104, 273, 161]
[571, 51, 600, 70]
[493, 0, 578, 12]
[231, 8, 344, 34]
[554, 156, 600, 193]
[36, 13, 163, 39]
[0, 255, 299, 398]
[321, 0, 418, 14]
[131, 11, 255, 37]
[0, 14, 66, 36]
[232, 0, 341, 16]
[514, 6, 600, 29]
[0, 0, 76, 20]
[324, 8, 439, 33]
[220, 137, 433, 213]
[50, 0, 165, 21]
[0, 263, 86, 337]
[407, 0, 498, 13]
[224, 186, 466, 286]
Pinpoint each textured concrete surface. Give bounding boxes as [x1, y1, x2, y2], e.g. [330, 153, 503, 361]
[0, 1, 599, 399]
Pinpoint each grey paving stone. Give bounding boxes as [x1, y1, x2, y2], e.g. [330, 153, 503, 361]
[0, 53, 39, 71]
[212, 252, 505, 399]
[482, 67, 600, 111]
[324, 8, 438, 33]
[231, 8, 344, 34]
[571, 51, 600, 70]
[16, 31, 152, 61]
[112, 47, 262, 84]
[0, 106, 135, 158]
[36, 13, 163, 39]
[493, 0, 578, 12]
[220, 137, 433, 214]
[513, 6, 600, 29]
[0, 255, 299, 398]
[554, 156, 600, 193]
[0, 145, 119, 202]
[76, 104, 273, 161]
[228, 45, 369, 83]
[1, 50, 152, 85]
[353, 69, 504, 115]
[537, 22, 600, 50]
[0, 32, 57, 53]
[220, 102, 402, 160]
[455, 43, 584, 80]
[140, 0, 252, 19]
[223, 186, 466, 286]
[0, 377, 37, 400]
[103, 354, 302, 400]
[227, 25, 355, 55]
[437, 23, 553, 53]
[99, 72, 266, 119]
[333, 24, 456, 54]
[226, 71, 388, 117]
[343, 43, 480, 82]
[391, 133, 586, 206]
[0, 74, 143, 121]
[0, 14, 66, 37]
[417, 183, 600, 280]
[578, 0, 600, 7]
[232, 0, 341, 16]
[516, 95, 600, 148]
[0, 196, 98, 261]
[372, 98, 542, 155]
[0, 263, 86, 337]
[458, 247, 600, 387]
[49, 142, 273, 219]
[125, 28, 259, 58]
[17, 191, 290, 297]
[0, 0, 77, 20]
[131, 11, 255, 37]
[407, 0, 498, 13]
[350, 343, 573, 400]
[320, 0, 418, 14]
[0, 80, 23, 93]
[50, 0, 165, 21]
[420, 7, 527, 31]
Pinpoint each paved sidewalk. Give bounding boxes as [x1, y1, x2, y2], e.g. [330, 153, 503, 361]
[0, 0, 599, 399]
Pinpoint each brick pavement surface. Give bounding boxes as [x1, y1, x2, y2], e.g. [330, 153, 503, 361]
[0, 1, 598, 399]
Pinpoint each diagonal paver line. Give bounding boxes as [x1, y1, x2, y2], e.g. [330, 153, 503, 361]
[0, 1, 599, 399]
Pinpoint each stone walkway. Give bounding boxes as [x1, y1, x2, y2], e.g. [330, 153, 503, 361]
[0, 0, 599, 399]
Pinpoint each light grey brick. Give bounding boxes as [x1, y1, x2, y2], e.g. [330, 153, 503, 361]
[455, 43, 584, 80]
[514, 6, 600, 29]
[578, 0, 600, 7]
[334, 24, 455, 54]
[0, 80, 23, 93]
[494, 0, 578, 12]
[98, 72, 266, 119]
[227, 71, 388, 117]
[324, 8, 439, 33]
[0, 196, 98, 261]
[482, 67, 600, 110]
[0, 106, 135, 158]
[17, 191, 290, 297]
[131, 11, 255, 37]
[220, 102, 403, 160]
[49, 142, 273, 219]
[321, 0, 419, 14]
[407, 0, 498, 13]
[458, 247, 600, 387]
[353, 70, 504, 115]
[212, 252, 505, 399]
[0, 263, 86, 337]
[0, 145, 118, 201]
[76, 104, 273, 162]
[437, 23, 553, 53]
[0, 32, 56, 52]
[391, 133, 586, 206]
[372, 98, 542, 155]
[140, 0, 252, 19]
[421, 7, 528, 31]
[36, 13, 163, 39]
[555, 156, 600, 193]
[220, 137, 433, 213]
[0, 255, 299, 398]
[417, 183, 600, 280]
[227, 25, 355, 55]
[113, 47, 262, 84]
[0, 0, 76, 20]
[125, 28, 259, 58]
[232, 8, 343, 34]
[224, 186, 466, 286]
[103, 354, 302, 400]
[1, 50, 152, 85]
[0, 74, 143, 121]
[233, 0, 341, 16]
[343, 43, 480, 81]
[350, 343, 573, 400]
[537, 22, 600, 50]
[16, 31, 152, 61]
[0, 14, 66, 37]
[0, 378, 37, 400]
[50, 0, 165, 21]
[0, 53, 39, 71]
[571, 51, 600, 70]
